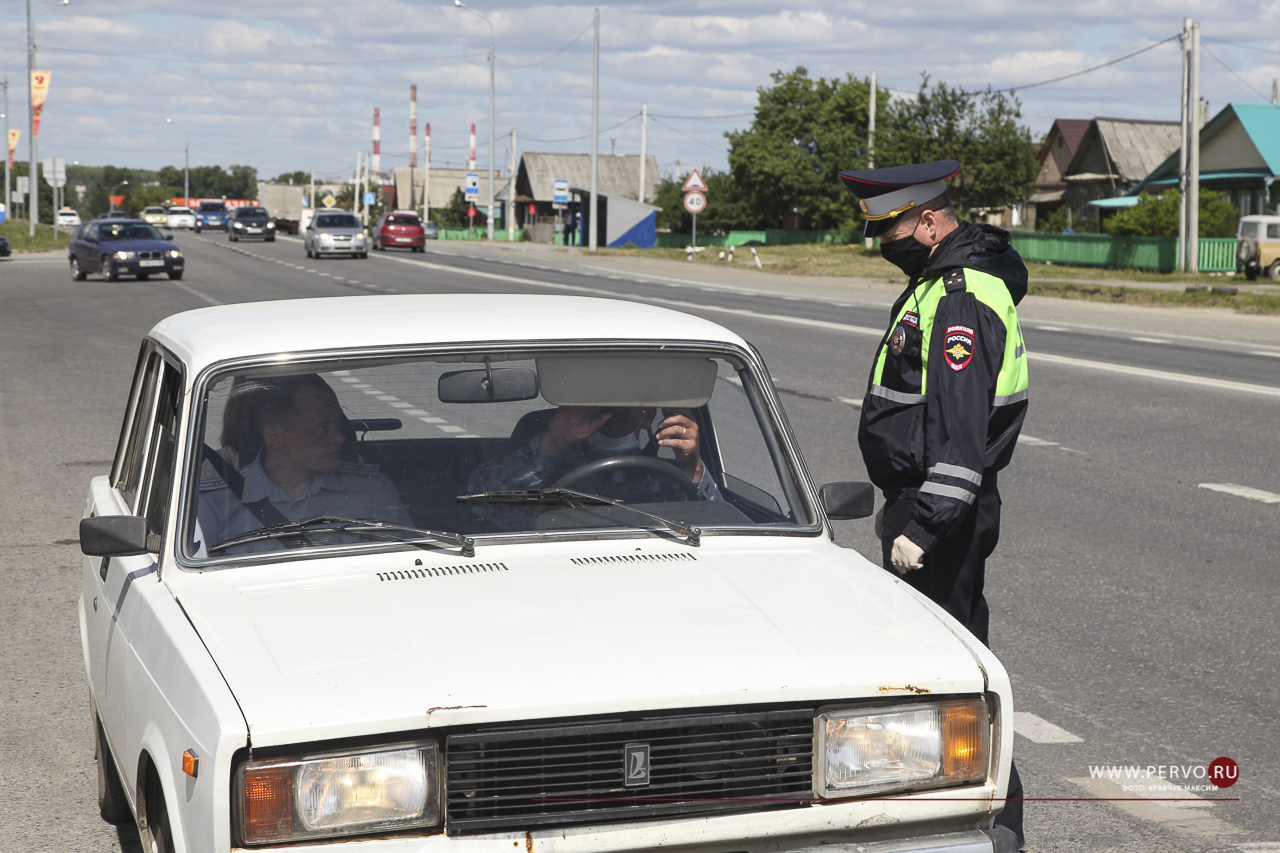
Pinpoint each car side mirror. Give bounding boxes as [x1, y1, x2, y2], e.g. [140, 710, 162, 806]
[80, 515, 159, 557]
[819, 481, 876, 520]
[165, 234, 174, 241]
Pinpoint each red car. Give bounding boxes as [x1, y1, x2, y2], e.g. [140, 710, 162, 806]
[374, 210, 426, 252]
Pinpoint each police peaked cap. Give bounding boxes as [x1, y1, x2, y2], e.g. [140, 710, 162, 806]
[838, 159, 960, 238]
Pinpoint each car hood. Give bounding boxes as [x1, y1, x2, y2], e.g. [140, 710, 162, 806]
[100, 239, 175, 252]
[176, 539, 987, 746]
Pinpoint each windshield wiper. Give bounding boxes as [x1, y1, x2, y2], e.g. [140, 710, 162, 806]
[457, 488, 700, 546]
[209, 515, 475, 557]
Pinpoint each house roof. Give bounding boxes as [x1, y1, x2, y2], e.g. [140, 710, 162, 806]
[1133, 102, 1280, 193]
[1087, 119, 1182, 182]
[1051, 119, 1091, 156]
[1230, 102, 1280, 174]
[518, 153, 660, 202]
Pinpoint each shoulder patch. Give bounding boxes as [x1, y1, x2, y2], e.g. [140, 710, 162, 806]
[943, 268, 967, 293]
[900, 310, 919, 328]
[944, 324, 975, 371]
[199, 478, 229, 493]
[337, 460, 381, 477]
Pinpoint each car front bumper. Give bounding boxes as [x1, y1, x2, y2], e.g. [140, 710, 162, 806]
[316, 238, 367, 254]
[232, 227, 275, 239]
[108, 258, 184, 275]
[197, 220, 229, 230]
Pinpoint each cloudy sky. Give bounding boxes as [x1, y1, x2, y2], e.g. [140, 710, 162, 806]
[2, 0, 1277, 184]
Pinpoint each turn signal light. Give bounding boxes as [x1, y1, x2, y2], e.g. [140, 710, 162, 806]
[243, 765, 294, 843]
[182, 749, 200, 778]
[941, 700, 987, 781]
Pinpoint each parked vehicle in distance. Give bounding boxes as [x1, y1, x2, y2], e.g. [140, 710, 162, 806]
[423, 220, 439, 239]
[193, 201, 230, 232]
[141, 206, 169, 227]
[258, 182, 306, 234]
[0, 234, 10, 257]
[1237, 214, 1280, 281]
[304, 209, 368, 259]
[228, 206, 276, 242]
[97, 210, 131, 220]
[56, 208, 82, 228]
[68, 219, 184, 282]
[78, 293, 1017, 853]
[166, 206, 196, 230]
[374, 209, 426, 252]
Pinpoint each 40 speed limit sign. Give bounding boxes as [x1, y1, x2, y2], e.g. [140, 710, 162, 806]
[683, 191, 707, 214]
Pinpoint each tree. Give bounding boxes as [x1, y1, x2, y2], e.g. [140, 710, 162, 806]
[432, 188, 471, 228]
[272, 170, 310, 185]
[880, 75, 1037, 210]
[653, 169, 757, 235]
[1106, 189, 1239, 238]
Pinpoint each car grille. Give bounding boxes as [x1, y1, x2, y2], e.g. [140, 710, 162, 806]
[138, 251, 163, 260]
[446, 707, 814, 833]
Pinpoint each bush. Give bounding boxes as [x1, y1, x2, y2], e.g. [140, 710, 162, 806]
[1106, 189, 1238, 238]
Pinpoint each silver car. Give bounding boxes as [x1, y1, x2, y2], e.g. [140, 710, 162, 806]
[304, 210, 369, 259]
[166, 207, 196, 230]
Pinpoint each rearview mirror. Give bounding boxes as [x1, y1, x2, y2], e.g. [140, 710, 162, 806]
[80, 515, 159, 557]
[819, 481, 876, 520]
[439, 368, 539, 403]
[164, 234, 174, 241]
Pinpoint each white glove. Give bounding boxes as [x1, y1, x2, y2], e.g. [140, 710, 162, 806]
[874, 506, 884, 538]
[891, 535, 925, 574]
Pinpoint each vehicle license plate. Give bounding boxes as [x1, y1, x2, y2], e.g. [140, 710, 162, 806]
[247, 228, 261, 233]
[139, 260, 164, 267]
[395, 237, 411, 242]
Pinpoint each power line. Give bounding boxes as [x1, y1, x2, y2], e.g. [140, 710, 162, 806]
[40, 45, 488, 67]
[520, 113, 639, 144]
[499, 20, 593, 68]
[649, 117, 727, 153]
[648, 112, 753, 120]
[997, 34, 1179, 93]
[1202, 43, 1271, 100]
[1203, 37, 1280, 58]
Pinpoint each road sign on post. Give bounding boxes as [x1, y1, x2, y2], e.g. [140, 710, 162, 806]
[363, 192, 376, 206]
[323, 194, 336, 208]
[42, 157, 66, 188]
[552, 179, 569, 203]
[681, 171, 709, 258]
[682, 191, 706, 214]
[465, 173, 480, 197]
[681, 169, 708, 192]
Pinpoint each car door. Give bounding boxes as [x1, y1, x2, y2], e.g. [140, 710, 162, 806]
[77, 223, 100, 271]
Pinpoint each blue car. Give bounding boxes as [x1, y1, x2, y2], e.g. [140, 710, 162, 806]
[68, 219, 184, 282]
[193, 200, 230, 232]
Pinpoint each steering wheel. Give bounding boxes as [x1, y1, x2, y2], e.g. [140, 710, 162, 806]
[552, 455, 701, 499]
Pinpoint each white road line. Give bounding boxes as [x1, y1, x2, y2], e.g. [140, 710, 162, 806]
[375, 395, 398, 401]
[1029, 351, 1280, 399]
[835, 396, 863, 407]
[403, 409, 429, 416]
[1198, 483, 1280, 505]
[1253, 351, 1280, 358]
[388, 402, 413, 408]
[1130, 336, 1171, 344]
[1017, 435, 1059, 447]
[1011, 712, 1083, 743]
[1068, 777, 1236, 835]
[436, 424, 465, 433]
[419, 416, 445, 424]
[171, 281, 221, 306]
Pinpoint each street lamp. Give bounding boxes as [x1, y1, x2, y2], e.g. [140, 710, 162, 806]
[166, 118, 190, 203]
[26, 0, 71, 236]
[109, 180, 127, 212]
[454, 0, 495, 241]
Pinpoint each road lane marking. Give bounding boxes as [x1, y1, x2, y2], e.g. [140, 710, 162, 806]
[1029, 351, 1280, 398]
[1017, 435, 1059, 447]
[1011, 712, 1083, 743]
[1253, 351, 1280, 358]
[1198, 483, 1280, 505]
[1130, 336, 1172, 344]
[171, 281, 221, 306]
[1068, 777, 1237, 836]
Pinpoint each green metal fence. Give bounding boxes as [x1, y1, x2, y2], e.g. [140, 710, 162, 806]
[439, 227, 525, 241]
[654, 228, 851, 249]
[1008, 232, 1237, 273]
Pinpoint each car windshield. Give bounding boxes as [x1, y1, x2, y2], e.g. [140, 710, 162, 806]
[198, 203, 227, 212]
[237, 207, 268, 217]
[185, 348, 812, 562]
[388, 215, 420, 226]
[143, 208, 166, 214]
[316, 214, 360, 228]
[170, 208, 191, 215]
[101, 223, 166, 241]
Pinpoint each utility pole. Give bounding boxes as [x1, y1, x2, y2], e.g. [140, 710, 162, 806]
[588, 5, 599, 253]
[27, 0, 37, 236]
[508, 127, 516, 242]
[424, 122, 431, 219]
[310, 168, 315, 216]
[1188, 21, 1201, 274]
[486, 26, 495, 240]
[355, 150, 363, 220]
[1177, 18, 1189, 272]
[638, 103, 648, 203]
[866, 70, 876, 250]
[3, 68, 10, 227]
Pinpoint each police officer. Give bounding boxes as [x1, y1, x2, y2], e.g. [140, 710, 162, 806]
[839, 160, 1028, 846]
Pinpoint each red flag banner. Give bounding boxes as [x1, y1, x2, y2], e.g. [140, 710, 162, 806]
[109, 195, 125, 206]
[7, 129, 18, 167]
[31, 71, 51, 137]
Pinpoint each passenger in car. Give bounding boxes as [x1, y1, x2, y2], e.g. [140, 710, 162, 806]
[467, 405, 721, 527]
[196, 374, 411, 554]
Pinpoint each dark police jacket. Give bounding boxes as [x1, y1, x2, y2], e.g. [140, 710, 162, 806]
[858, 223, 1029, 552]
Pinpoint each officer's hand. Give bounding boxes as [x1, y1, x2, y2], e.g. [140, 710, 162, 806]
[540, 406, 611, 454]
[657, 408, 703, 482]
[874, 506, 884, 538]
[890, 535, 925, 574]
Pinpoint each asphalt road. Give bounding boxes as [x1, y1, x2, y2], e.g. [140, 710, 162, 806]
[1, 232, 1277, 852]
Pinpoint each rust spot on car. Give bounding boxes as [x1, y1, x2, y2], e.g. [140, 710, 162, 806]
[877, 684, 931, 694]
[426, 705, 487, 714]
[855, 812, 899, 828]
[524, 831, 534, 853]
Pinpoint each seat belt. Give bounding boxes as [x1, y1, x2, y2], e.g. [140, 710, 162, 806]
[202, 445, 301, 546]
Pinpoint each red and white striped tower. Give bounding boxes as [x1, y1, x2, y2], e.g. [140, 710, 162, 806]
[469, 123, 476, 171]
[424, 122, 432, 211]
[409, 85, 418, 168]
[372, 107, 382, 173]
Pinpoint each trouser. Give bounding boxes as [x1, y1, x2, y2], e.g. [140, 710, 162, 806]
[880, 484, 1024, 842]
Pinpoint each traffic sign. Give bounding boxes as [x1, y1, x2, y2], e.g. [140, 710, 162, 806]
[465, 173, 480, 196]
[681, 169, 708, 193]
[683, 191, 707, 214]
[16, 176, 29, 194]
[322, 194, 336, 208]
[552, 179, 569, 203]
[42, 157, 66, 188]
[363, 192, 376, 205]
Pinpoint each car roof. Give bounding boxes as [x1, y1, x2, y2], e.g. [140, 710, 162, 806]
[1241, 215, 1280, 223]
[149, 294, 749, 377]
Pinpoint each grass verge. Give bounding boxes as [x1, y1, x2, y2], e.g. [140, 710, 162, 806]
[1028, 280, 1280, 315]
[1, 219, 73, 252]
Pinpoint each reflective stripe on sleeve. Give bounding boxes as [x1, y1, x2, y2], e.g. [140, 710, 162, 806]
[919, 481, 978, 504]
[993, 389, 1028, 406]
[926, 463, 983, 485]
[869, 385, 926, 405]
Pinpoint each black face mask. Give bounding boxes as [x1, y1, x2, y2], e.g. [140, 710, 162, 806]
[880, 235, 933, 278]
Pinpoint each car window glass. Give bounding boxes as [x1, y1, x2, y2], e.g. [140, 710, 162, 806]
[101, 223, 165, 241]
[1268, 223, 1280, 240]
[316, 214, 359, 228]
[116, 350, 162, 509]
[186, 350, 810, 562]
[140, 362, 182, 536]
[388, 215, 420, 226]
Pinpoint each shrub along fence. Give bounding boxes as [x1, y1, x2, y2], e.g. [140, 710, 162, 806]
[654, 229, 853, 249]
[1008, 232, 1237, 273]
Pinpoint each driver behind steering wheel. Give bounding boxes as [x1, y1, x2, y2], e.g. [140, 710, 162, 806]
[466, 406, 723, 513]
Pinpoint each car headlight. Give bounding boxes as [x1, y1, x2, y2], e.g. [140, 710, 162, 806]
[167, 249, 181, 259]
[267, 221, 276, 229]
[113, 251, 137, 260]
[318, 232, 332, 240]
[816, 698, 989, 798]
[234, 221, 244, 228]
[237, 741, 440, 845]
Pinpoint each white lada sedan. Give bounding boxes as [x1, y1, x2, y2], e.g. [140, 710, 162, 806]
[79, 294, 1018, 853]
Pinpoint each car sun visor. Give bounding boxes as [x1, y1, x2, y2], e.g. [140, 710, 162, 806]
[536, 355, 717, 407]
